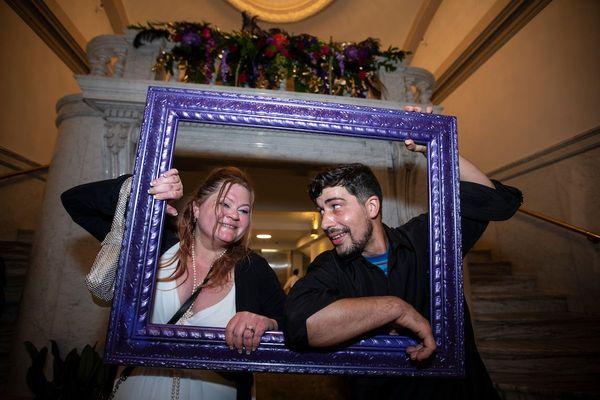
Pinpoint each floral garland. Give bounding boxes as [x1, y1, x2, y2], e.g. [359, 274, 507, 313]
[130, 20, 407, 98]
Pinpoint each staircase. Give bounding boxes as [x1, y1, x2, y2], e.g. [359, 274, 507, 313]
[467, 249, 600, 400]
[0, 230, 34, 395]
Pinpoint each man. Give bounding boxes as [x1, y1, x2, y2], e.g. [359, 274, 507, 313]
[285, 132, 522, 399]
[283, 269, 301, 294]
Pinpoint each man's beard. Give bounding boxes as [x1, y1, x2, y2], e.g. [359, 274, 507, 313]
[328, 219, 373, 258]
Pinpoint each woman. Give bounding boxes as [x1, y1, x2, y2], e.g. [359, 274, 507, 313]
[61, 167, 285, 400]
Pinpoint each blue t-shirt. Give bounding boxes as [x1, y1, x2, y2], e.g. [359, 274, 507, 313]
[365, 250, 389, 276]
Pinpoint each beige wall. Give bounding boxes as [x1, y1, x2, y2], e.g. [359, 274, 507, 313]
[440, 0, 600, 172]
[56, 0, 113, 41]
[0, 3, 79, 163]
[437, 0, 600, 315]
[0, 3, 79, 239]
[123, 0, 422, 48]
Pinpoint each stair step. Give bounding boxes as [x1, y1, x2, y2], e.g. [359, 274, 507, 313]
[0, 255, 30, 265]
[0, 304, 19, 323]
[467, 252, 600, 399]
[5, 266, 27, 277]
[472, 293, 567, 314]
[471, 275, 537, 294]
[0, 241, 32, 252]
[16, 229, 35, 244]
[0, 237, 32, 397]
[480, 338, 600, 358]
[468, 261, 512, 277]
[480, 338, 600, 377]
[496, 380, 600, 400]
[475, 313, 600, 341]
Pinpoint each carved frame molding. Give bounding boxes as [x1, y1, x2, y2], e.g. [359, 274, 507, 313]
[104, 86, 465, 376]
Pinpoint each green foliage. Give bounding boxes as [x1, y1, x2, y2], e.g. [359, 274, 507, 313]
[24, 340, 116, 400]
[130, 17, 408, 98]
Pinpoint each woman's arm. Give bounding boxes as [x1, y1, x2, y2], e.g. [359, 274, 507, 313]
[61, 174, 131, 241]
[61, 169, 183, 241]
[226, 254, 286, 354]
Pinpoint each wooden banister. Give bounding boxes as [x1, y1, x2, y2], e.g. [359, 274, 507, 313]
[518, 207, 599, 243]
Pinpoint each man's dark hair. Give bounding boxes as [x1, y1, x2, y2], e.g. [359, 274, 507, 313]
[308, 163, 383, 204]
[292, 269, 299, 275]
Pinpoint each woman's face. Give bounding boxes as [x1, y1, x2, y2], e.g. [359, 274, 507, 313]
[193, 183, 252, 247]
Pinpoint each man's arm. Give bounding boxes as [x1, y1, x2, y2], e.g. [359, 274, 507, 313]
[306, 296, 436, 361]
[403, 105, 494, 188]
[404, 139, 494, 188]
[458, 155, 494, 188]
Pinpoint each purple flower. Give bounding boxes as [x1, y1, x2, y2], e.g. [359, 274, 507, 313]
[358, 48, 370, 63]
[336, 52, 345, 75]
[221, 50, 230, 82]
[344, 45, 359, 61]
[181, 31, 201, 46]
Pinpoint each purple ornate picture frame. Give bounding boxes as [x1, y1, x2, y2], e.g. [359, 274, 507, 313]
[104, 86, 464, 377]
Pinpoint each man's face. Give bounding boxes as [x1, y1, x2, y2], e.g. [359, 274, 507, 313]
[316, 186, 373, 257]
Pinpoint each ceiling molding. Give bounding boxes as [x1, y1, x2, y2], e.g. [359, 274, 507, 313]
[403, 0, 442, 65]
[6, 0, 89, 74]
[101, 0, 129, 34]
[225, 0, 335, 23]
[432, 0, 552, 104]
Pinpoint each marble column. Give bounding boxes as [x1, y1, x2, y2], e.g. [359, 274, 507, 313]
[7, 95, 112, 397]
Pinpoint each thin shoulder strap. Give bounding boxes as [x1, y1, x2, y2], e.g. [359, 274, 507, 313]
[167, 274, 210, 324]
[111, 273, 211, 398]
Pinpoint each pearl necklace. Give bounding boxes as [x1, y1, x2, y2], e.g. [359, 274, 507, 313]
[180, 239, 227, 321]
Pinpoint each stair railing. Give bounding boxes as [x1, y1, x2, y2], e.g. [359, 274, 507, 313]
[518, 207, 599, 243]
[0, 165, 50, 181]
[0, 146, 48, 183]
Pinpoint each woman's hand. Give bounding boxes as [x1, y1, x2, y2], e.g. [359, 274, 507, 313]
[225, 311, 278, 354]
[148, 168, 183, 216]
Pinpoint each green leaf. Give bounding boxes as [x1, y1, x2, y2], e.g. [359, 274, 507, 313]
[25, 346, 48, 396]
[50, 340, 65, 386]
[24, 341, 38, 360]
[77, 344, 97, 384]
[64, 348, 80, 385]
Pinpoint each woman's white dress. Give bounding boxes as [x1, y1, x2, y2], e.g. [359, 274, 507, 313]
[114, 243, 237, 400]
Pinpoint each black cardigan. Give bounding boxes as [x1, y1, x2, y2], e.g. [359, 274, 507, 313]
[61, 174, 286, 329]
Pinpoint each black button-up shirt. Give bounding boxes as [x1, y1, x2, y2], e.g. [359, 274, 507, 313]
[285, 180, 522, 400]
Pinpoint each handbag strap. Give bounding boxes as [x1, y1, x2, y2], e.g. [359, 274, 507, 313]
[167, 273, 210, 324]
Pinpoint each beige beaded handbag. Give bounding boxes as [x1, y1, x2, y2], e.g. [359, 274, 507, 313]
[85, 177, 132, 302]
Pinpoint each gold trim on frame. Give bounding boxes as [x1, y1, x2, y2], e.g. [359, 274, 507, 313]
[225, 0, 335, 23]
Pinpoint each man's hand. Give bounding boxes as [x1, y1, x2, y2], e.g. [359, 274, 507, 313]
[225, 311, 278, 355]
[403, 105, 433, 155]
[394, 303, 437, 361]
[402, 104, 494, 187]
[403, 105, 433, 114]
[148, 168, 183, 216]
[404, 139, 427, 155]
[306, 296, 436, 362]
